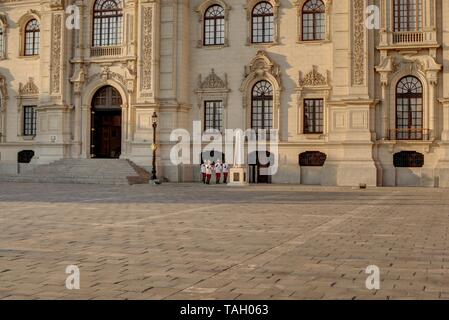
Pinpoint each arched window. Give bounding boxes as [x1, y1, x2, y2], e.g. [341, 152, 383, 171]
[302, 0, 325, 41]
[93, 0, 123, 47]
[396, 76, 423, 140]
[394, 0, 423, 32]
[252, 2, 274, 44]
[204, 5, 225, 46]
[93, 85, 123, 108]
[24, 19, 39, 56]
[251, 80, 273, 132]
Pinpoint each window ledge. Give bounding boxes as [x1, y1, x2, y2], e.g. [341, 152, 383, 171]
[297, 39, 331, 45]
[377, 139, 435, 146]
[18, 55, 39, 60]
[197, 44, 229, 49]
[21, 135, 36, 141]
[299, 133, 326, 140]
[246, 41, 279, 48]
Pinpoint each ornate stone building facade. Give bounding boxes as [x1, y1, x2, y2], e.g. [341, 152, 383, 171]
[0, 0, 447, 187]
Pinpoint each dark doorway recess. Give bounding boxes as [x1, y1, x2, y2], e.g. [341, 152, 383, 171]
[91, 86, 122, 159]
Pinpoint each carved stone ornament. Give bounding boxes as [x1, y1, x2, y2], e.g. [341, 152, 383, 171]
[240, 51, 282, 109]
[198, 69, 227, 90]
[296, 66, 331, 99]
[352, 0, 365, 86]
[195, 69, 230, 109]
[70, 64, 87, 94]
[19, 77, 39, 96]
[141, 6, 153, 91]
[0, 74, 7, 109]
[243, 50, 281, 82]
[50, 13, 62, 94]
[298, 66, 329, 87]
[376, 53, 442, 86]
[0, 13, 7, 26]
[49, 0, 64, 10]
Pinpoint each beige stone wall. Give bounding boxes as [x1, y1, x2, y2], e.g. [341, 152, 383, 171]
[0, 0, 448, 187]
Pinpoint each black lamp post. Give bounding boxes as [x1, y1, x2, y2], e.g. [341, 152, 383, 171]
[151, 111, 159, 183]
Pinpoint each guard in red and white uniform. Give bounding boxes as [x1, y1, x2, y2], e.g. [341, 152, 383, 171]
[205, 160, 212, 184]
[200, 163, 206, 183]
[214, 159, 223, 184]
[222, 161, 229, 183]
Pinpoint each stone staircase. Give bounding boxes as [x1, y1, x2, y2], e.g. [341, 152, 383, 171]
[0, 159, 150, 185]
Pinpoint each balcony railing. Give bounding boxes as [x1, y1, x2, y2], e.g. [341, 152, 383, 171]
[90, 46, 122, 57]
[379, 30, 438, 48]
[392, 31, 424, 44]
[389, 128, 430, 141]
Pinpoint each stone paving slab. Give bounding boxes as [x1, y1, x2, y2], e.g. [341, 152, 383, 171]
[1, 182, 449, 299]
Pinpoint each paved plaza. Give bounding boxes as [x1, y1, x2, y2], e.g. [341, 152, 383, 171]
[1, 182, 449, 300]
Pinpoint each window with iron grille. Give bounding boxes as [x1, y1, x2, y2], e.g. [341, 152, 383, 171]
[204, 5, 225, 46]
[396, 76, 423, 140]
[204, 100, 223, 131]
[252, 2, 274, 43]
[393, 151, 424, 168]
[23, 106, 37, 136]
[394, 0, 423, 32]
[299, 151, 327, 167]
[24, 19, 40, 56]
[251, 81, 273, 134]
[93, 0, 123, 47]
[302, 0, 325, 41]
[303, 99, 323, 134]
[18, 150, 35, 163]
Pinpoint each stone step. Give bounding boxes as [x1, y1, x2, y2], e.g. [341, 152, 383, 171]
[4, 159, 150, 185]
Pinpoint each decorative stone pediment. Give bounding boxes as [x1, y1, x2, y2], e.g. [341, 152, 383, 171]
[241, 51, 282, 110]
[296, 66, 331, 99]
[243, 50, 281, 83]
[198, 69, 227, 90]
[19, 77, 39, 96]
[299, 66, 329, 87]
[195, 69, 230, 109]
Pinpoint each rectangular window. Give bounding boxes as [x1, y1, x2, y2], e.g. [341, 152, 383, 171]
[23, 106, 37, 136]
[204, 101, 223, 131]
[303, 99, 324, 134]
[394, 0, 422, 32]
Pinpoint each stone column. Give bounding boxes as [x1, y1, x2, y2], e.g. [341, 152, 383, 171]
[381, 82, 388, 139]
[0, 76, 6, 142]
[73, 90, 82, 157]
[428, 80, 436, 140]
[121, 103, 128, 157]
[81, 105, 90, 158]
[439, 99, 449, 141]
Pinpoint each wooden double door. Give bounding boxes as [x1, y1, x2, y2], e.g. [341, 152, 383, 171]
[91, 86, 123, 159]
[91, 110, 122, 159]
